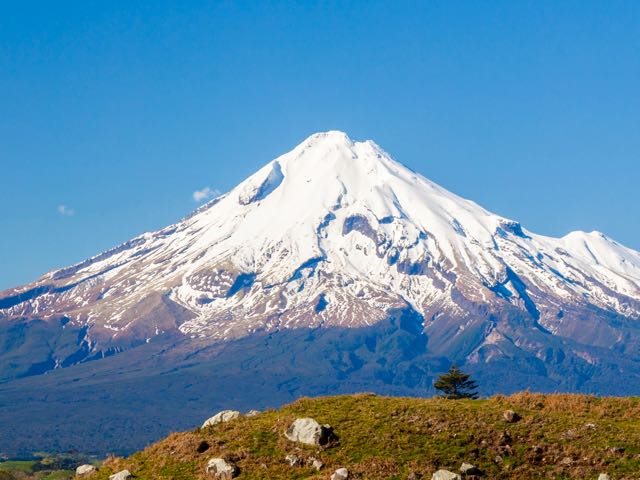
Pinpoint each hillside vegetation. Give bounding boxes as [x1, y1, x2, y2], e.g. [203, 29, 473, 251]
[0, 452, 93, 479]
[89, 393, 639, 479]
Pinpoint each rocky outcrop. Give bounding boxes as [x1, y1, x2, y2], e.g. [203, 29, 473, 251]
[459, 462, 481, 475]
[331, 467, 349, 480]
[202, 410, 241, 428]
[284, 453, 324, 470]
[431, 470, 461, 480]
[284, 417, 335, 446]
[308, 457, 324, 471]
[502, 410, 521, 423]
[206, 458, 238, 479]
[109, 471, 132, 480]
[284, 454, 301, 466]
[75, 464, 97, 476]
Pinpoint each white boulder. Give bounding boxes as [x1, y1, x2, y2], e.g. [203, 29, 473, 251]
[109, 471, 132, 480]
[206, 458, 238, 479]
[431, 470, 461, 480]
[284, 417, 334, 446]
[76, 464, 97, 476]
[331, 467, 349, 480]
[202, 410, 241, 428]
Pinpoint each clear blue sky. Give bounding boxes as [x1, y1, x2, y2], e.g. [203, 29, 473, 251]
[1, 1, 639, 289]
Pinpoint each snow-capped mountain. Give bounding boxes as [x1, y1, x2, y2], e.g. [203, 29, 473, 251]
[3, 131, 639, 347]
[2, 131, 640, 453]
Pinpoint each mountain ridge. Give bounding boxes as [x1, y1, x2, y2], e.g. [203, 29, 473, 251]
[2, 131, 639, 351]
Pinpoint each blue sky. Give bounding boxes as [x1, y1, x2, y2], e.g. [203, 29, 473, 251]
[1, 1, 639, 289]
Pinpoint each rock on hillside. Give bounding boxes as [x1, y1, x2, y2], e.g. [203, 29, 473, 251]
[284, 417, 335, 446]
[201, 410, 241, 428]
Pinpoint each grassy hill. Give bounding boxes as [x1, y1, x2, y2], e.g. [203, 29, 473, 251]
[89, 393, 639, 479]
[0, 452, 92, 479]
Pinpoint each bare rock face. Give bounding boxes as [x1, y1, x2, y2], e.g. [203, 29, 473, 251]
[284, 417, 335, 446]
[206, 458, 238, 479]
[109, 471, 132, 480]
[76, 464, 97, 476]
[202, 410, 241, 428]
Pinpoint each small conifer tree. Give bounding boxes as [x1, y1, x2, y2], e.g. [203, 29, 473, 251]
[434, 364, 479, 399]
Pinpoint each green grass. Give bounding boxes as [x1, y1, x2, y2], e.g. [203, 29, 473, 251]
[0, 455, 83, 479]
[92, 393, 640, 479]
[42, 471, 74, 479]
[0, 460, 36, 472]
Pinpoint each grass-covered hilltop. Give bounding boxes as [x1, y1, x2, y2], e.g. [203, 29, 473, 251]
[81, 393, 639, 480]
[0, 452, 97, 480]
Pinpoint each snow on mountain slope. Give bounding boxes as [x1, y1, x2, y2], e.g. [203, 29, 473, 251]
[2, 131, 640, 353]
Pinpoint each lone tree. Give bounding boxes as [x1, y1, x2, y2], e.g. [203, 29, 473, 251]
[434, 364, 479, 399]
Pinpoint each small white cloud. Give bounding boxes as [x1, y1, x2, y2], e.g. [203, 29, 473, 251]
[57, 205, 75, 216]
[192, 186, 220, 202]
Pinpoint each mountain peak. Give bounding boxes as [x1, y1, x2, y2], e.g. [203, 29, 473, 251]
[3, 132, 640, 355]
[290, 131, 383, 166]
[293, 130, 355, 154]
[234, 130, 402, 210]
[305, 130, 353, 143]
